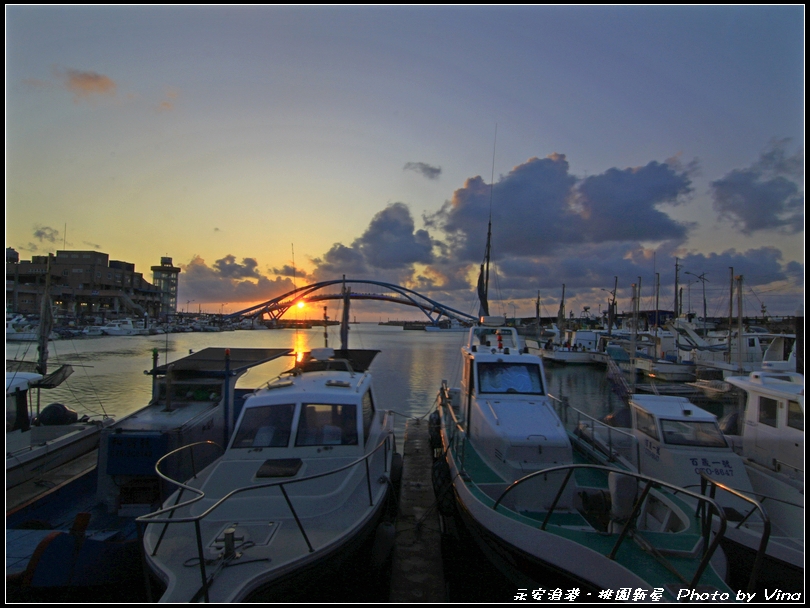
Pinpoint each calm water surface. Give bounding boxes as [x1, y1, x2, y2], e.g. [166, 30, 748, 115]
[8, 323, 625, 445]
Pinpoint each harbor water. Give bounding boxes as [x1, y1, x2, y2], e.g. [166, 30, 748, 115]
[7, 323, 629, 448]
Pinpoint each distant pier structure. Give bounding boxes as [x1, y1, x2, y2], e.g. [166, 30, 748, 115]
[151, 257, 181, 321]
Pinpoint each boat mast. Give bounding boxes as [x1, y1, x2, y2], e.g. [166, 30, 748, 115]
[478, 126, 497, 319]
[36, 254, 54, 377]
[727, 267, 734, 364]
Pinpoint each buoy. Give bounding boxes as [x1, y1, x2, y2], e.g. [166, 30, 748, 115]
[370, 522, 396, 571]
[390, 452, 404, 487]
[431, 458, 455, 516]
[428, 411, 442, 452]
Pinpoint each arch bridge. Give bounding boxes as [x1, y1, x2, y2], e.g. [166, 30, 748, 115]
[226, 279, 477, 325]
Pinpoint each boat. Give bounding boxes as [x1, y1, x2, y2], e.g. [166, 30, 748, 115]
[560, 392, 802, 591]
[7, 290, 114, 494]
[430, 216, 732, 597]
[6, 346, 295, 596]
[668, 317, 795, 378]
[432, 317, 733, 598]
[722, 370, 804, 589]
[425, 318, 469, 332]
[6, 365, 114, 491]
[139, 346, 399, 602]
[529, 328, 603, 364]
[100, 318, 144, 336]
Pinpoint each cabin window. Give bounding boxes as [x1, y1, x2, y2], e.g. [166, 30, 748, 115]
[660, 419, 728, 447]
[158, 381, 221, 404]
[757, 397, 778, 428]
[477, 362, 543, 395]
[635, 409, 659, 441]
[232, 404, 295, 448]
[296, 403, 358, 446]
[787, 400, 803, 431]
[362, 391, 374, 444]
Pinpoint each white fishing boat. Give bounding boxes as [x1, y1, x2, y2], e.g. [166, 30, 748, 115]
[425, 318, 468, 332]
[140, 347, 399, 602]
[432, 314, 733, 598]
[5, 366, 112, 490]
[100, 318, 144, 336]
[723, 370, 804, 588]
[529, 328, 603, 364]
[561, 392, 801, 591]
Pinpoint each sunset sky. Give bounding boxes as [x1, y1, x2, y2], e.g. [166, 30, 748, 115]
[6, 6, 804, 320]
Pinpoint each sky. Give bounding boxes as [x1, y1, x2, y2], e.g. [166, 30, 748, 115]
[6, 5, 805, 321]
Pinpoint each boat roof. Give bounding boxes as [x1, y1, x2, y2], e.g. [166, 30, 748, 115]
[6, 371, 43, 393]
[149, 347, 292, 376]
[629, 394, 717, 422]
[293, 349, 380, 374]
[725, 371, 804, 398]
[467, 320, 522, 351]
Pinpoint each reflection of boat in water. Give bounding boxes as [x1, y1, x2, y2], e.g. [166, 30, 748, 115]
[141, 347, 399, 602]
[562, 391, 803, 591]
[432, 318, 733, 598]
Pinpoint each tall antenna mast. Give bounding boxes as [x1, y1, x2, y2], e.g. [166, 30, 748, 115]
[477, 125, 497, 318]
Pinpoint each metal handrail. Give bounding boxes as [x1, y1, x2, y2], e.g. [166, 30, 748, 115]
[137, 416, 395, 603]
[549, 394, 641, 471]
[492, 463, 729, 591]
[698, 473, 771, 594]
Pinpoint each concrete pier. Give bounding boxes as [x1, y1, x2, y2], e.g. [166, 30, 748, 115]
[388, 418, 447, 602]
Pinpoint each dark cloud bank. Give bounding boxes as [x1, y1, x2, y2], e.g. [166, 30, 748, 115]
[177, 141, 803, 316]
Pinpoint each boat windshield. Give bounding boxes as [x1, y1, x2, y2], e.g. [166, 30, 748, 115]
[232, 403, 295, 448]
[295, 403, 359, 446]
[660, 419, 728, 448]
[477, 362, 544, 395]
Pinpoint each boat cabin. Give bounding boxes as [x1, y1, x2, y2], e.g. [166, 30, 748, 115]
[626, 394, 753, 494]
[96, 347, 291, 515]
[228, 348, 380, 462]
[453, 319, 572, 483]
[724, 371, 804, 478]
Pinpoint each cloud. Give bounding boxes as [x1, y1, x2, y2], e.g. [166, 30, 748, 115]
[404, 161, 442, 180]
[178, 255, 296, 305]
[426, 154, 693, 265]
[212, 255, 262, 279]
[575, 161, 693, 242]
[56, 68, 117, 102]
[33, 225, 60, 243]
[711, 140, 804, 235]
[271, 264, 309, 281]
[157, 87, 179, 112]
[83, 241, 102, 250]
[310, 202, 434, 283]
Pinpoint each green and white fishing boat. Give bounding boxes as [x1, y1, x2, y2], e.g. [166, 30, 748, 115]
[431, 317, 734, 599]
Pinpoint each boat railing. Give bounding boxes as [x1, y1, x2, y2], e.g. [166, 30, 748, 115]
[439, 382, 468, 473]
[493, 463, 728, 591]
[697, 473, 770, 594]
[136, 421, 396, 603]
[549, 394, 640, 472]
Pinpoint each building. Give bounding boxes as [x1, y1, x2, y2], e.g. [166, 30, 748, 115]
[6, 249, 165, 321]
[151, 257, 181, 321]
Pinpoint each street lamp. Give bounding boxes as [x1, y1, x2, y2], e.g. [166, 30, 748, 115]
[685, 272, 708, 336]
[510, 303, 517, 324]
[186, 300, 195, 314]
